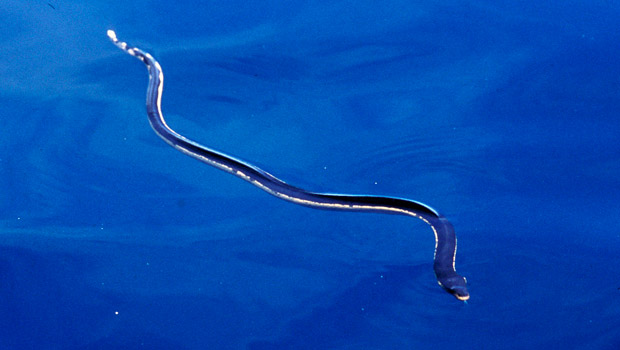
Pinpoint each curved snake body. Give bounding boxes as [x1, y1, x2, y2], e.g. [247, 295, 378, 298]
[107, 30, 469, 301]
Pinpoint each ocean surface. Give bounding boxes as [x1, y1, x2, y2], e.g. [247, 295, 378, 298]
[1, 1, 619, 349]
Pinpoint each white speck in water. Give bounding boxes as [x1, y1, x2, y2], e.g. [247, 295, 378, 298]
[115, 311, 119, 315]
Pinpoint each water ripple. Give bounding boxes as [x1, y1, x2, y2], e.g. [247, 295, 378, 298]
[349, 126, 500, 184]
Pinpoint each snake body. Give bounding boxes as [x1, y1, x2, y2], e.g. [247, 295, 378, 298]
[107, 30, 469, 301]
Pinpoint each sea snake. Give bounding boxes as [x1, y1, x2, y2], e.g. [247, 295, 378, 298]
[107, 30, 469, 301]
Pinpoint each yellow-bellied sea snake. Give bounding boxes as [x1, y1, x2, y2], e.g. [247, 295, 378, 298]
[107, 30, 469, 301]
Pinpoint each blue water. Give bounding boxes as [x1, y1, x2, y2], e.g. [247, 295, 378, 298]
[2, 1, 619, 349]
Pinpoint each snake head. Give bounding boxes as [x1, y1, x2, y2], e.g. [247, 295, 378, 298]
[439, 275, 469, 301]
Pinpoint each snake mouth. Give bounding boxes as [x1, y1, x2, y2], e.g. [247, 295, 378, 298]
[449, 286, 470, 301]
